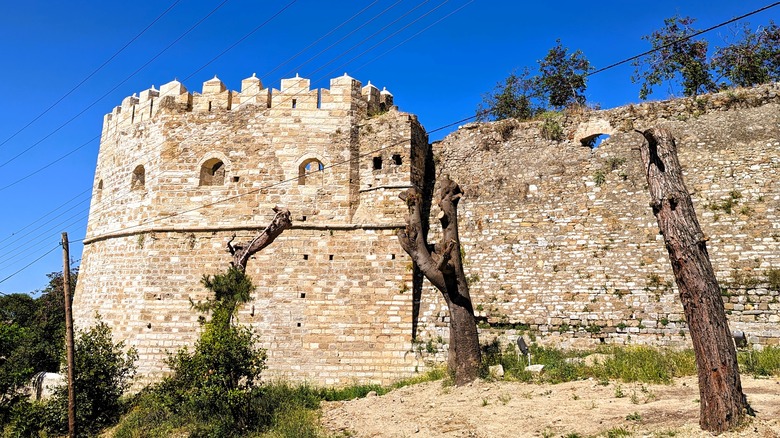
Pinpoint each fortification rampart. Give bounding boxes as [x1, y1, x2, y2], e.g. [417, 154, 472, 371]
[414, 83, 780, 358]
[76, 73, 780, 387]
[75, 74, 430, 387]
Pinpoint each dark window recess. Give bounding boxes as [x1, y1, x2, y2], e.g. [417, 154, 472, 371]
[391, 254, 396, 260]
[146, 323, 152, 329]
[131, 165, 145, 190]
[301, 215, 307, 222]
[296, 322, 302, 327]
[300, 293, 306, 299]
[232, 176, 240, 183]
[292, 99, 297, 108]
[373, 156, 382, 170]
[329, 255, 334, 261]
[392, 154, 402, 165]
[303, 254, 309, 260]
[200, 159, 225, 186]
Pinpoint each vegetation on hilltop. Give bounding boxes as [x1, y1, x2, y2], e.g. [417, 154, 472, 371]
[479, 17, 780, 121]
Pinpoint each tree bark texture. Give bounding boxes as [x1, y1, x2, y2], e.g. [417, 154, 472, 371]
[638, 128, 752, 433]
[227, 207, 292, 271]
[398, 176, 481, 385]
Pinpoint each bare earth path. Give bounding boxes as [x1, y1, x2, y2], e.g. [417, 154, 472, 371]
[321, 376, 780, 437]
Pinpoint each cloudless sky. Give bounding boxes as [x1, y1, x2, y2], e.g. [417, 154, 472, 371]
[0, 0, 777, 294]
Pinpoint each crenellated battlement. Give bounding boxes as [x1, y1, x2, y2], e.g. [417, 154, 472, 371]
[101, 73, 395, 139]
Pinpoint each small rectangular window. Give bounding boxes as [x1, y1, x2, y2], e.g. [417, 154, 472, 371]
[373, 156, 383, 170]
[392, 154, 402, 165]
[292, 98, 297, 108]
[329, 255, 334, 260]
[232, 176, 240, 183]
[303, 254, 309, 260]
[300, 293, 306, 299]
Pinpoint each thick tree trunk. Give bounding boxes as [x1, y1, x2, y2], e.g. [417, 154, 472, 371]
[227, 207, 292, 271]
[638, 128, 752, 433]
[398, 177, 481, 385]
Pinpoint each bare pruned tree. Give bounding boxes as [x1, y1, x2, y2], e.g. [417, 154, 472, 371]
[638, 128, 753, 433]
[227, 207, 292, 271]
[398, 176, 481, 385]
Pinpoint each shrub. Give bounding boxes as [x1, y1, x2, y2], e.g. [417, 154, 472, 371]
[738, 346, 780, 376]
[540, 112, 563, 141]
[5, 318, 137, 437]
[767, 268, 780, 291]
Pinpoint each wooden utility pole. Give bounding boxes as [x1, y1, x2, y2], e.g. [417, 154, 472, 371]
[638, 128, 752, 433]
[61, 232, 76, 438]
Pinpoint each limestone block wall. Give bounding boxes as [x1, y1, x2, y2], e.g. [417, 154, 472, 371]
[416, 83, 780, 351]
[75, 228, 420, 387]
[75, 73, 431, 387]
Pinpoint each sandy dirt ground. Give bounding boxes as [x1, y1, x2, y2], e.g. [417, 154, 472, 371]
[320, 376, 780, 437]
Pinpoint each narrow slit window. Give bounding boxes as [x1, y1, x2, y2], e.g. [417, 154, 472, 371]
[292, 98, 297, 108]
[131, 165, 145, 190]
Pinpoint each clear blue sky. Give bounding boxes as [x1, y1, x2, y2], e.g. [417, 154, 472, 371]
[0, 0, 777, 294]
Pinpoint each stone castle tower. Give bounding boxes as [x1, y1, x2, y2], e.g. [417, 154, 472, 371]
[73, 73, 430, 386]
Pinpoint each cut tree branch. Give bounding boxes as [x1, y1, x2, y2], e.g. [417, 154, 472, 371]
[228, 207, 292, 271]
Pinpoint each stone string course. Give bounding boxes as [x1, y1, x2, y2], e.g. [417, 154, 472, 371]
[75, 75, 780, 387]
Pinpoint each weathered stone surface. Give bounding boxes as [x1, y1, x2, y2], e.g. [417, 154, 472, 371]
[75, 76, 780, 388]
[75, 74, 429, 388]
[418, 82, 780, 355]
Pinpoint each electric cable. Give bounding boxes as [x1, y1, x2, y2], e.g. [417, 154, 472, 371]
[0, 2, 780, 283]
[0, 0, 234, 170]
[0, 0, 183, 150]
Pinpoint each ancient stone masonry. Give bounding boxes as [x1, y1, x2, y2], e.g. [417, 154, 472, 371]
[74, 73, 430, 387]
[418, 83, 780, 355]
[76, 74, 780, 387]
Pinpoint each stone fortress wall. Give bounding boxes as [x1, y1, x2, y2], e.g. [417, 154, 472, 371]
[74, 73, 431, 386]
[415, 83, 780, 357]
[75, 72, 780, 386]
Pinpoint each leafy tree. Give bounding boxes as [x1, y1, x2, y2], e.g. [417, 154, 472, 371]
[161, 267, 267, 435]
[0, 270, 77, 423]
[712, 21, 780, 87]
[476, 41, 591, 121]
[476, 68, 537, 121]
[537, 39, 592, 109]
[633, 16, 716, 99]
[47, 318, 137, 436]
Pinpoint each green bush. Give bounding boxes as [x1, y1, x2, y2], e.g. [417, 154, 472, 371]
[738, 346, 780, 376]
[4, 318, 137, 437]
[591, 347, 696, 383]
[539, 112, 563, 141]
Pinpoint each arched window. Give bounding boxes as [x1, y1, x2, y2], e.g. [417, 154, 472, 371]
[298, 158, 324, 186]
[200, 158, 225, 186]
[96, 179, 103, 202]
[131, 165, 145, 190]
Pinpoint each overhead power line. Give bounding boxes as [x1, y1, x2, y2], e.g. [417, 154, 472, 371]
[0, 0, 422, 240]
[0, 0, 234, 170]
[0, 0, 183, 151]
[5, 2, 777, 286]
[589, 1, 780, 76]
